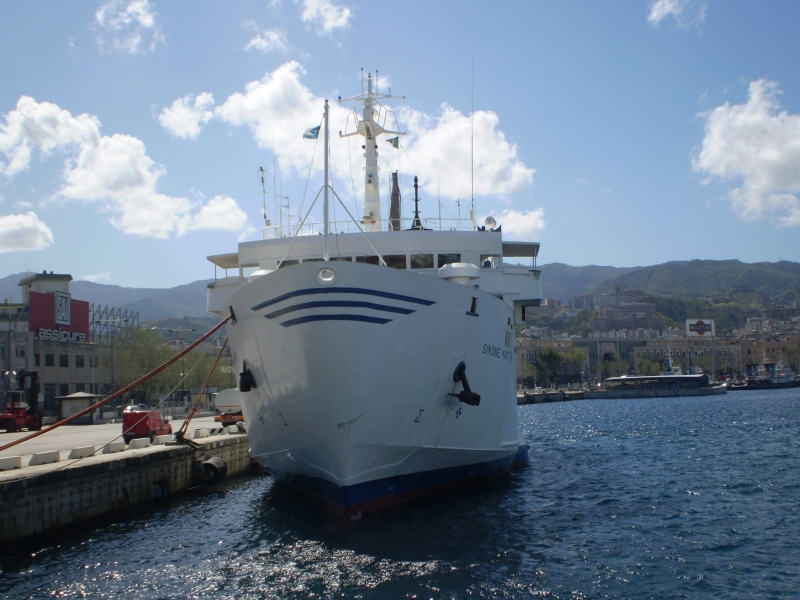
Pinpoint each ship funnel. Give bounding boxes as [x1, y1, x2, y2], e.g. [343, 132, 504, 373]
[389, 172, 401, 231]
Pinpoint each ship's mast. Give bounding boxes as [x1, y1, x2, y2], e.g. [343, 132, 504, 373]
[339, 73, 405, 232]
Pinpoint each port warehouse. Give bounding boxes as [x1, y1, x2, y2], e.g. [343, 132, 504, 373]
[0, 431, 253, 543]
[1, 271, 218, 422]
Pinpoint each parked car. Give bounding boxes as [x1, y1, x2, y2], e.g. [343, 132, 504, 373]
[122, 408, 172, 444]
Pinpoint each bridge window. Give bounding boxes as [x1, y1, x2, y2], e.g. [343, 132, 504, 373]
[356, 255, 380, 265]
[480, 254, 501, 268]
[277, 260, 299, 269]
[438, 253, 461, 268]
[383, 254, 407, 269]
[410, 254, 433, 269]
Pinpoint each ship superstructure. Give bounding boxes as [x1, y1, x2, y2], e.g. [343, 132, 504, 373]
[207, 75, 542, 515]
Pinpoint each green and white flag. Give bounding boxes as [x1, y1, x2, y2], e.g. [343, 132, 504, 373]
[303, 125, 320, 139]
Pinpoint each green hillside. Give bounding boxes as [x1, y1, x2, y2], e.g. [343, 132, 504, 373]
[587, 260, 800, 302]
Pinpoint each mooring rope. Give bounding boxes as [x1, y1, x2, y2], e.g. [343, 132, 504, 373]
[0, 316, 231, 454]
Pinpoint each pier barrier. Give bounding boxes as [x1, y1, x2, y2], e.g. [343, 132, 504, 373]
[68, 446, 96, 459]
[193, 429, 210, 439]
[102, 441, 126, 454]
[127, 438, 151, 449]
[0, 456, 22, 471]
[153, 434, 174, 445]
[29, 451, 60, 466]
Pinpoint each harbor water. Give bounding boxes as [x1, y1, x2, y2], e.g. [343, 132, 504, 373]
[1, 389, 798, 598]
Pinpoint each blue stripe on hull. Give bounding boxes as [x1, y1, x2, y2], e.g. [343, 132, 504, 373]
[269, 445, 530, 513]
[251, 286, 435, 312]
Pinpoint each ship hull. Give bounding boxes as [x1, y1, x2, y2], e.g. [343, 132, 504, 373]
[225, 261, 528, 514]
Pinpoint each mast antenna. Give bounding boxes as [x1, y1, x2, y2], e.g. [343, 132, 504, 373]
[259, 166, 269, 227]
[471, 59, 474, 219]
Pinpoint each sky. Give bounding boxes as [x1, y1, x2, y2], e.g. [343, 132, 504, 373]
[1, 0, 799, 289]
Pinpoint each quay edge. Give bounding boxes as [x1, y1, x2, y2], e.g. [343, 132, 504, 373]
[0, 434, 255, 544]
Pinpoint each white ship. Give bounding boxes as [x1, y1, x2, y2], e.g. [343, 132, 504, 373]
[207, 75, 543, 515]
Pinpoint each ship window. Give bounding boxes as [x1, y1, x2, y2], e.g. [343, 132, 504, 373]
[331, 256, 352, 261]
[303, 258, 325, 262]
[480, 254, 501, 268]
[383, 254, 407, 269]
[438, 253, 461, 268]
[277, 260, 299, 269]
[356, 255, 380, 265]
[410, 254, 433, 269]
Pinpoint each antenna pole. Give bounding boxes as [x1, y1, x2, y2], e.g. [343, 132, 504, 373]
[471, 59, 474, 221]
[323, 100, 330, 261]
[259, 166, 268, 230]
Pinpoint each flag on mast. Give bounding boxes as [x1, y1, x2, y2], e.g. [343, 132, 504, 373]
[386, 136, 399, 148]
[303, 125, 320, 139]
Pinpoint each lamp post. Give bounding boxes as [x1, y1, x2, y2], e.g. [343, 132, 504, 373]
[96, 318, 127, 397]
[169, 326, 195, 409]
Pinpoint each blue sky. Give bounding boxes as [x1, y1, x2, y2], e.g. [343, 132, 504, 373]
[1, 0, 799, 289]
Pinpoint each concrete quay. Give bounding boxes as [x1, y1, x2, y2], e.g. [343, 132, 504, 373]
[0, 419, 255, 543]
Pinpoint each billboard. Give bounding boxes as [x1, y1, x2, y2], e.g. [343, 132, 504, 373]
[28, 291, 90, 343]
[686, 319, 715, 337]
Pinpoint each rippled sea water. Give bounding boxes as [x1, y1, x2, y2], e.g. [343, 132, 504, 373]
[2, 389, 799, 599]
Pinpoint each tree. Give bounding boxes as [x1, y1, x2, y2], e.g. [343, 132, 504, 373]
[562, 348, 587, 383]
[536, 346, 563, 388]
[637, 355, 660, 375]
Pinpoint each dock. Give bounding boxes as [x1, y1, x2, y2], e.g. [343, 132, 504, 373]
[0, 425, 254, 543]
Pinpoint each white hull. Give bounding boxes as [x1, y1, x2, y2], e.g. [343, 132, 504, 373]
[226, 261, 526, 511]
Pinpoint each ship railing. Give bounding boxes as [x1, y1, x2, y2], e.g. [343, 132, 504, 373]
[262, 216, 479, 239]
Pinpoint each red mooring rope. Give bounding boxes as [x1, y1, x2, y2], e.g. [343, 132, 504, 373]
[0, 316, 231, 454]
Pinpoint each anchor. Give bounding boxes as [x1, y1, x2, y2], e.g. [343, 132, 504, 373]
[447, 361, 480, 406]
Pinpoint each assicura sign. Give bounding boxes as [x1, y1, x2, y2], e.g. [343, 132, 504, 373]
[28, 291, 89, 343]
[686, 319, 715, 337]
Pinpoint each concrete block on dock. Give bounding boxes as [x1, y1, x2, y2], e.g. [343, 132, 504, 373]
[128, 438, 151, 449]
[29, 450, 60, 466]
[153, 434, 174, 445]
[194, 429, 209, 439]
[225, 425, 239, 434]
[102, 441, 126, 454]
[68, 446, 96, 459]
[0, 456, 22, 471]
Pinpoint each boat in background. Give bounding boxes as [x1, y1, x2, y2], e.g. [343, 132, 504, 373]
[729, 358, 799, 390]
[206, 74, 542, 516]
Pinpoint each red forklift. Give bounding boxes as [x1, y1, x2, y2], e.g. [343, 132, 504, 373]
[1, 371, 42, 433]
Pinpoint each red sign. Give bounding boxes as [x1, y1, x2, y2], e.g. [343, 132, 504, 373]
[28, 291, 90, 343]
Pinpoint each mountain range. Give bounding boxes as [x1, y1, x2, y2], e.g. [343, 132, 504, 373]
[2, 259, 798, 322]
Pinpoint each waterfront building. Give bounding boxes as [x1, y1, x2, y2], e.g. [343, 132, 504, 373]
[1, 271, 136, 416]
[632, 338, 742, 377]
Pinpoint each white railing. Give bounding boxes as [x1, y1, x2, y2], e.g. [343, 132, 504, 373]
[262, 216, 478, 239]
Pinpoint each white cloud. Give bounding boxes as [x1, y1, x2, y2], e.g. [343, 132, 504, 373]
[693, 79, 800, 227]
[647, 0, 706, 27]
[158, 93, 215, 139]
[299, 0, 351, 34]
[94, 0, 164, 55]
[188, 195, 249, 232]
[0, 212, 54, 253]
[215, 61, 341, 178]
[80, 272, 111, 283]
[489, 208, 545, 241]
[0, 96, 251, 238]
[13, 200, 34, 210]
[244, 27, 288, 53]
[399, 104, 534, 198]
[0, 96, 99, 177]
[212, 62, 533, 204]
